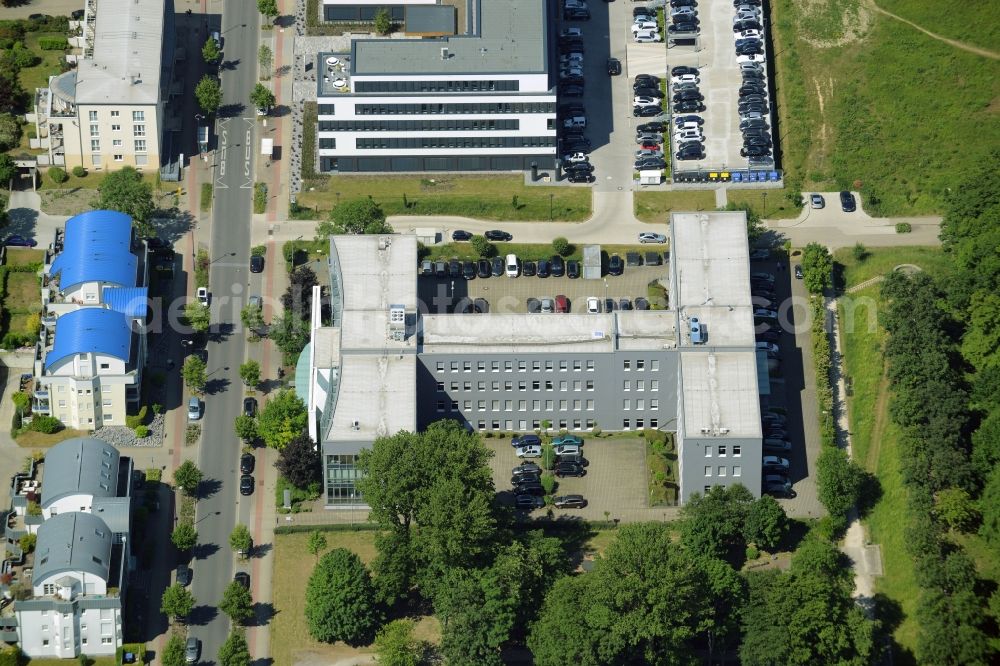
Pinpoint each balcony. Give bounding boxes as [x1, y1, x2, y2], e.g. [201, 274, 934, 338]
[317, 52, 352, 97]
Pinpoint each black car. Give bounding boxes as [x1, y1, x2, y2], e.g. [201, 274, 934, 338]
[633, 5, 651, 16]
[491, 256, 504, 277]
[739, 104, 768, 114]
[635, 159, 667, 170]
[741, 145, 771, 157]
[634, 105, 664, 117]
[234, 571, 251, 589]
[239, 474, 254, 496]
[671, 65, 699, 77]
[564, 9, 591, 19]
[448, 259, 462, 278]
[463, 261, 476, 280]
[742, 127, 770, 137]
[674, 100, 705, 113]
[634, 86, 664, 98]
[635, 297, 651, 310]
[736, 44, 764, 56]
[554, 461, 585, 478]
[240, 453, 255, 474]
[550, 256, 566, 277]
[559, 83, 585, 97]
[452, 230, 472, 241]
[795, 264, 804, 279]
[674, 114, 704, 126]
[607, 57, 622, 75]
[567, 260, 580, 279]
[633, 74, 660, 89]
[757, 330, 781, 344]
[739, 86, 767, 96]
[515, 494, 545, 510]
[734, 19, 762, 31]
[673, 90, 704, 102]
[676, 148, 705, 160]
[840, 191, 856, 212]
[619, 298, 633, 311]
[637, 121, 667, 133]
[567, 172, 593, 183]
[513, 463, 541, 478]
[671, 0, 696, 7]
[608, 254, 624, 276]
[474, 298, 489, 313]
[485, 230, 512, 242]
[176, 564, 192, 586]
[669, 23, 699, 33]
[477, 259, 491, 278]
[740, 119, 769, 130]
[527, 298, 541, 313]
[250, 255, 264, 273]
[513, 434, 542, 448]
[605, 297, 617, 312]
[522, 261, 537, 277]
[553, 494, 587, 509]
[511, 472, 541, 486]
[514, 482, 546, 497]
[537, 260, 551, 277]
[243, 397, 257, 417]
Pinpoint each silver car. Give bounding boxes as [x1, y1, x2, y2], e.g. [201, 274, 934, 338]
[185, 637, 200, 664]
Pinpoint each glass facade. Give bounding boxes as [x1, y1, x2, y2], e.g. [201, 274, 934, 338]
[326, 454, 364, 505]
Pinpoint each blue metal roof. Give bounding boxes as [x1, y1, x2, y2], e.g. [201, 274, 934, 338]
[45, 308, 133, 370]
[103, 287, 148, 317]
[49, 210, 137, 291]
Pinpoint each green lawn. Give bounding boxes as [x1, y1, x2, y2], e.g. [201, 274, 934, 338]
[297, 175, 592, 221]
[5, 272, 40, 313]
[769, 0, 1000, 215]
[633, 190, 716, 222]
[876, 0, 1000, 52]
[4, 249, 44, 267]
[17, 33, 67, 97]
[833, 245, 951, 291]
[727, 188, 802, 220]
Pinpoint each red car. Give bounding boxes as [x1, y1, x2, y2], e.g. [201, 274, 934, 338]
[640, 141, 660, 150]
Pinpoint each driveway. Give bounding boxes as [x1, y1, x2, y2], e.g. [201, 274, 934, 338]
[4, 190, 70, 250]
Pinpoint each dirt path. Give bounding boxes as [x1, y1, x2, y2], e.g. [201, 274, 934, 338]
[868, 0, 1000, 60]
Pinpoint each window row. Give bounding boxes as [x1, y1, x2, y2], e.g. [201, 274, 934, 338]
[356, 136, 555, 150]
[88, 140, 146, 153]
[435, 359, 596, 373]
[623, 380, 660, 392]
[622, 359, 660, 371]
[437, 379, 598, 392]
[621, 418, 660, 430]
[88, 110, 145, 122]
[318, 118, 520, 132]
[623, 399, 660, 410]
[437, 398, 597, 412]
[477, 418, 601, 431]
[354, 79, 519, 93]
[705, 444, 742, 457]
[352, 101, 555, 116]
[704, 466, 742, 477]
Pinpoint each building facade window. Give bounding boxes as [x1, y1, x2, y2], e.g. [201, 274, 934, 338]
[133, 124, 145, 137]
[326, 454, 363, 505]
[90, 139, 100, 151]
[90, 123, 99, 136]
[89, 110, 98, 121]
[132, 111, 144, 122]
[354, 79, 520, 93]
[113, 154, 123, 161]
[110, 110, 120, 117]
[112, 140, 122, 147]
[355, 135, 555, 150]
[111, 124, 120, 131]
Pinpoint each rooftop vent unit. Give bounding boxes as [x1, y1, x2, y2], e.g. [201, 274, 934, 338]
[441, 47, 450, 60]
[351, 420, 360, 431]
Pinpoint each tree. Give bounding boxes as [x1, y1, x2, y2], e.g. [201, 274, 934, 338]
[470, 235, 496, 258]
[201, 37, 221, 64]
[195, 76, 222, 115]
[0, 154, 16, 186]
[0, 70, 25, 116]
[95, 167, 155, 234]
[552, 237, 572, 257]
[433, 568, 504, 666]
[528, 575, 604, 666]
[239, 360, 260, 387]
[680, 484, 756, 563]
[249, 83, 275, 113]
[979, 466, 1000, 544]
[743, 495, 788, 551]
[220, 580, 254, 624]
[0, 112, 22, 152]
[230, 524, 252, 557]
[276, 432, 321, 488]
[281, 265, 319, 320]
[218, 629, 251, 666]
[257, 45, 273, 76]
[48, 167, 68, 184]
[816, 448, 865, 523]
[184, 301, 210, 334]
[182, 355, 207, 393]
[373, 8, 393, 35]
[306, 530, 327, 560]
[934, 487, 979, 532]
[173, 460, 203, 495]
[801, 242, 833, 294]
[257, 389, 308, 449]
[269, 310, 310, 358]
[241, 302, 264, 333]
[234, 415, 258, 442]
[851, 242, 869, 262]
[170, 522, 197, 551]
[374, 619, 424, 666]
[305, 548, 381, 645]
[160, 584, 196, 621]
[319, 197, 392, 237]
[161, 634, 187, 666]
[257, 0, 279, 19]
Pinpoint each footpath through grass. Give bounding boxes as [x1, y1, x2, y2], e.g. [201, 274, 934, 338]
[297, 175, 592, 221]
[875, 0, 1000, 52]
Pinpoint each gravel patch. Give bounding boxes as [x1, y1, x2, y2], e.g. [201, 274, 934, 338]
[93, 414, 166, 448]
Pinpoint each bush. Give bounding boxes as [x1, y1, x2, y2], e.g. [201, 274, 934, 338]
[552, 237, 573, 257]
[745, 545, 760, 561]
[48, 167, 68, 184]
[251, 245, 267, 257]
[0, 644, 22, 666]
[470, 235, 495, 258]
[125, 405, 148, 429]
[540, 473, 556, 495]
[38, 36, 69, 50]
[895, 222, 912, 234]
[541, 443, 555, 470]
[11, 392, 30, 415]
[11, 411, 21, 437]
[71, 166, 87, 178]
[134, 425, 150, 438]
[253, 182, 268, 214]
[28, 416, 62, 434]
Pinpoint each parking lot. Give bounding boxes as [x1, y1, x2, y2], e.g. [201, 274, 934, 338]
[417, 257, 670, 314]
[485, 436, 655, 521]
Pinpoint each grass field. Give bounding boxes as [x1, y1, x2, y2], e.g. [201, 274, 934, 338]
[769, 0, 1000, 215]
[834, 246, 950, 660]
[727, 188, 802, 220]
[297, 175, 592, 221]
[5, 272, 39, 312]
[4, 249, 44, 267]
[633, 190, 715, 222]
[16, 33, 67, 99]
[15, 428, 90, 448]
[875, 0, 1000, 53]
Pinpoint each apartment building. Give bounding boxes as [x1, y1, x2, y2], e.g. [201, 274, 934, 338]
[33, 211, 148, 430]
[33, 0, 173, 172]
[314, 0, 557, 172]
[2, 438, 132, 658]
[303, 212, 764, 506]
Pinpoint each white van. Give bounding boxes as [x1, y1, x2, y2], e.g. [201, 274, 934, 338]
[505, 254, 520, 277]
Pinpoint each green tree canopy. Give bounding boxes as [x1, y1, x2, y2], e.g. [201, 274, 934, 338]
[742, 494, 788, 550]
[201, 37, 220, 64]
[269, 310, 310, 358]
[173, 460, 203, 495]
[801, 242, 833, 294]
[680, 484, 756, 563]
[234, 414, 258, 443]
[219, 580, 254, 624]
[305, 548, 382, 645]
[218, 629, 251, 666]
[257, 0, 278, 18]
[160, 584, 196, 620]
[319, 197, 392, 237]
[95, 167, 155, 235]
[229, 524, 253, 557]
[195, 76, 222, 115]
[0, 112, 22, 152]
[170, 522, 197, 551]
[0, 154, 16, 186]
[239, 360, 260, 387]
[374, 619, 424, 666]
[184, 301, 211, 334]
[306, 530, 327, 560]
[182, 355, 207, 393]
[249, 83, 275, 112]
[257, 45, 273, 75]
[161, 634, 187, 666]
[276, 432, 321, 488]
[257, 389, 308, 449]
[240, 302, 264, 334]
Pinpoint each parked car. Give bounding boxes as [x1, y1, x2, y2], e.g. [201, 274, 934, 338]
[4, 235, 38, 247]
[476, 259, 491, 278]
[638, 232, 667, 244]
[553, 494, 588, 509]
[515, 494, 545, 510]
[567, 260, 580, 279]
[526, 298, 541, 313]
[810, 193, 825, 209]
[554, 461, 585, 477]
[188, 397, 201, 420]
[463, 261, 476, 280]
[554, 443, 581, 457]
[239, 474, 254, 496]
[794, 264, 804, 279]
[513, 462, 541, 477]
[637, 121, 667, 133]
[763, 474, 793, 498]
[451, 230, 472, 241]
[607, 57, 622, 75]
[763, 438, 792, 454]
[515, 445, 542, 458]
[762, 455, 790, 471]
[185, 637, 201, 664]
[240, 452, 255, 474]
[176, 564, 192, 586]
[607, 254, 624, 276]
[522, 261, 537, 277]
[635, 297, 651, 310]
[485, 230, 512, 242]
[840, 190, 857, 212]
[514, 481, 545, 496]
[249, 254, 264, 273]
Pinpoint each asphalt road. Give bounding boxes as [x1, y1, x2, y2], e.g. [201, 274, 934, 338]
[189, 1, 258, 662]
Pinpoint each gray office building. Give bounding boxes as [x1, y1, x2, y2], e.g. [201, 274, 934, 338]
[302, 212, 765, 506]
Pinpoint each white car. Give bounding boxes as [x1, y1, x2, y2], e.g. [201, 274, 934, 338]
[756, 341, 779, 354]
[633, 20, 658, 31]
[587, 297, 601, 313]
[187, 397, 201, 421]
[197, 287, 209, 306]
[671, 74, 699, 85]
[634, 96, 659, 105]
[638, 232, 667, 244]
[633, 13, 655, 23]
[564, 152, 589, 163]
[554, 444, 581, 457]
[634, 31, 662, 43]
[735, 29, 762, 40]
[674, 130, 704, 142]
[560, 27, 582, 37]
[563, 117, 586, 128]
[737, 54, 766, 64]
[675, 121, 701, 131]
[762, 455, 790, 470]
[515, 445, 543, 459]
[505, 254, 520, 277]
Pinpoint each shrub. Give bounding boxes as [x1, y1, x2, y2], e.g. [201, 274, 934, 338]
[11, 392, 30, 415]
[38, 36, 69, 50]
[48, 167, 68, 184]
[552, 237, 573, 257]
[251, 244, 267, 257]
[895, 222, 912, 234]
[541, 443, 555, 470]
[18, 533, 35, 554]
[71, 166, 87, 178]
[28, 416, 62, 434]
[470, 235, 495, 258]
[23, 313, 40, 336]
[253, 182, 268, 214]
[745, 545, 760, 561]
[0, 644, 22, 666]
[134, 425, 150, 438]
[540, 473, 556, 495]
[125, 405, 148, 429]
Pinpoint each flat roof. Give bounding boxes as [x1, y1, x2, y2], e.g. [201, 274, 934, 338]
[74, 0, 164, 105]
[405, 5, 456, 34]
[680, 351, 762, 439]
[671, 211, 755, 348]
[352, 0, 547, 75]
[615, 311, 678, 350]
[326, 354, 417, 442]
[332, 235, 418, 312]
[421, 313, 617, 354]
